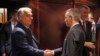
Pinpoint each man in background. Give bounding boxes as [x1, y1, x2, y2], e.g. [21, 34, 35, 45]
[1, 10, 18, 56]
[97, 17, 100, 29]
[76, 5, 95, 56]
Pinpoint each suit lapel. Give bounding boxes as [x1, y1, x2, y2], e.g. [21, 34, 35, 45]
[7, 22, 12, 33]
[32, 36, 39, 45]
[16, 23, 39, 48]
[30, 31, 39, 45]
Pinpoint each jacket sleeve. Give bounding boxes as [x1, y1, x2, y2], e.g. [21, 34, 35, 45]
[54, 47, 62, 56]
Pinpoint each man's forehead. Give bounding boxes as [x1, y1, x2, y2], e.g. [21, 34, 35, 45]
[65, 11, 70, 16]
[80, 8, 89, 12]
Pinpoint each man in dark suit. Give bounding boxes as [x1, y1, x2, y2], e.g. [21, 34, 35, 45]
[77, 5, 95, 56]
[96, 17, 100, 56]
[2, 10, 18, 56]
[0, 23, 5, 56]
[61, 8, 85, 56]
[10, 7, 54, 56]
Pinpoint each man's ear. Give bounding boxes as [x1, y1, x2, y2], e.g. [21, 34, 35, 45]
[69, 16, 74, 25]
[69, 16, 73, 21]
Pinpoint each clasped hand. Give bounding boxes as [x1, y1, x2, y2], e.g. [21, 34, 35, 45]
[44, 49, 54, 56]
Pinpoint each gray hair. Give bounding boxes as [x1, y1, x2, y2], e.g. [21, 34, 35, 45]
[17, 7, 32, 17]
[65, 8, 81, 21]
[76, 5, 90, 12]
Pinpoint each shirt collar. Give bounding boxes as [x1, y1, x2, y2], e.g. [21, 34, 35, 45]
[80, 18, 86, 25]
[71, 22, 79, 28]
[24, 25, 30, 29]
[80, 18, 84, 23]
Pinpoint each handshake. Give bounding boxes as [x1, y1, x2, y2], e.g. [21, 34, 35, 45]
[44, 49, 54, 56]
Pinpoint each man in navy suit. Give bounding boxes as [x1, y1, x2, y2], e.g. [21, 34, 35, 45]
[0, 10, 18, 56]
[10, 7, 54, 56]
[61, 8, 85, 56]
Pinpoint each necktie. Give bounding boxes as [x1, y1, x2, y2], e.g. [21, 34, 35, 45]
[83, 21, 86, 32]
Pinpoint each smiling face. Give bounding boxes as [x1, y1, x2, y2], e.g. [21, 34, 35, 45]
[80, 8, 89, 21]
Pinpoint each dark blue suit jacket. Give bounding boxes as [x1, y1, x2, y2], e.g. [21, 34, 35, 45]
[0, 23, 5, 55]
[3, 21, 12, 55]
[10, 22, 44, 56]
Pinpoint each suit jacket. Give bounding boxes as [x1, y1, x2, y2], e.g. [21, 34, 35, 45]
[85, 21, 92, 42]
[61, 24, 85, 56]
[10, 22, 44, 56]
[54, 48, 62, 56]
[4, 21, 12, 54]
[0, 23, 5, 55]
[79, 21, 92, 56]
[79, 21, 92, 41]
[97, 23, 100, 30]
